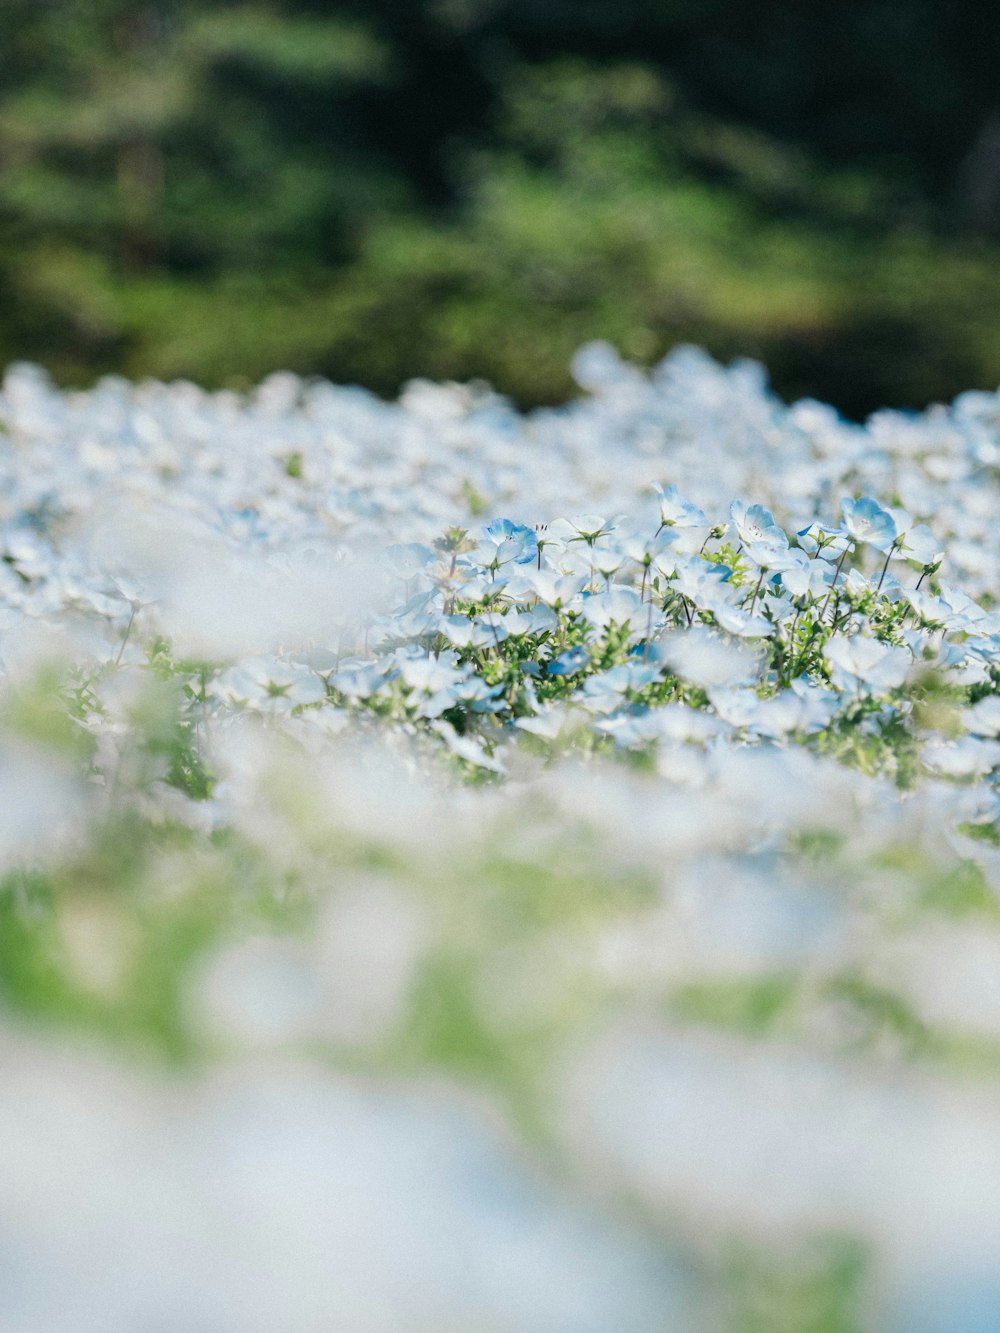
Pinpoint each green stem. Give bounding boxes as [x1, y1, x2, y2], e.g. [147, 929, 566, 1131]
[788, 623, 818, 682]
[748, 569, 764, 615]
[820, 545, 851, 620]
[875, 540, 898, 594]
[114, 604, 137, 666]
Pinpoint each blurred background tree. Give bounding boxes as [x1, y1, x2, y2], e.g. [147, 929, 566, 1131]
[2, 0, 999, 416]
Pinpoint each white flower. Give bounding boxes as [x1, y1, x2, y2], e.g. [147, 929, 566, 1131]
[840, 496, 896, 552]
[730, 501, 787, 548]
[714, 605, 772, 638]
[652, 484, 707, 528]
[962, 696, 1000, 737]
[397, 656, 465, 694]
[658, 627, 765, 688]
[440, 615, 509, 649]
[501, 605, 559, 638]
[213, 657, 326, 710]
[823, 635, 910, 693]
[923, 736, 1000, 779]
[576, 586, 643, 630]
[780, 557, 833, 600]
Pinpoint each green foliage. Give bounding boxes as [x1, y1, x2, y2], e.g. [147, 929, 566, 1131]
[4, 3, 1000, 412]
[670, 974, 799, 1036]
[720, 1236, 870, 1333]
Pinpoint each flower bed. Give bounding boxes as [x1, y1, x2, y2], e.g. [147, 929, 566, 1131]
[2, 344, 1000, 1328]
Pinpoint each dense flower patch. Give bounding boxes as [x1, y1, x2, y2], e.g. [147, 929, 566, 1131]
[3, 346, 1000, 1329]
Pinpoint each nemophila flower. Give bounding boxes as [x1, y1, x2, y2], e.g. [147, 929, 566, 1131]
[701, 685, 756, 730]
[790, 674, 840, 718]
[448, 676, 505, 712]
[795, 521, 849, 556]
[619, 526, 678, 567]
[963, 696, 1000, 737]
[768, 687, 837, 741]
[903, 586, 953, 629]
[780, 556, 834, 600]
[884, 508, 943, 567]
[547, 542, 594, 579]
[213, 657, 326, 711]
[578, 675, 633, 716]
[761, 587, 798, 624]
[730, 501, 786, 549]
[710, 685, 836, 738]
[547, 646, 589, 677]
[839, 497, 897, 552]
[949, 642, 997, 687]
[741, 538, 801, 573]
[439, 615, 509, 650]
[619, 660, 662, 691]
[431, 722, 506, 773]
[649, 539, 684, 580]
[570, 338, 634, 392]
[657, 626, 764, 688]
[385, 543, 436, 581]
[940, 585, 990, 627]
[472, 518, 538, 569]
[514, 704, 579, 739]
[504, 567, 586, 608]
[922, 737, 1000, 780]
[673, 557, 734, 609]
[578, 662, 662, 715]
[331, 659, 391, 700]
[591, 712, 661, 744]
[501, 604, 559, 638]
[396, 654, 465, 696]
[907, 530, 944, 568]
[453, 570, 513, 605]
[577, 585, 643, 631]
[714, 604, 772, 638]
[592, 543, 626, 580]
[897, 627, 953, 666]
[110, 574, 153, 609]
[376, 589, 437, 639]
[823, 635, 911, 693]
[842, 568, 872, 598]
[949, 647, 992, 686]
[549, 514, 618, 547]
[933, 639, 972, 672]
[641, 702, 730, 744]
[906, 584, 987, 633]
[652, 483, 707, 529]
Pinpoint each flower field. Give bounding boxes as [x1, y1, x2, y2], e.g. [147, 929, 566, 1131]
[3, 343, 1000, 1329]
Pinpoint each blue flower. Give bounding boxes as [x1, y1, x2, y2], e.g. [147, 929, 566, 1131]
[653, 483, 707, 528]
[796, 521, 847, 556]
[840, 497, 897, 553]
[730, 501, 787, 549]
[824, 634, 910, 693]
[547, 646, 590, 677]
[475, 518, 539, 567]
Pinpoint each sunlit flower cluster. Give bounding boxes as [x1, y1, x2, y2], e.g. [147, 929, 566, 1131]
[2, 345, 1000, 1329]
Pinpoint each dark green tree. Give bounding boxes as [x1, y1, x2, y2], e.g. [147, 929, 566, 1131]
[0, 0, 402, 374]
